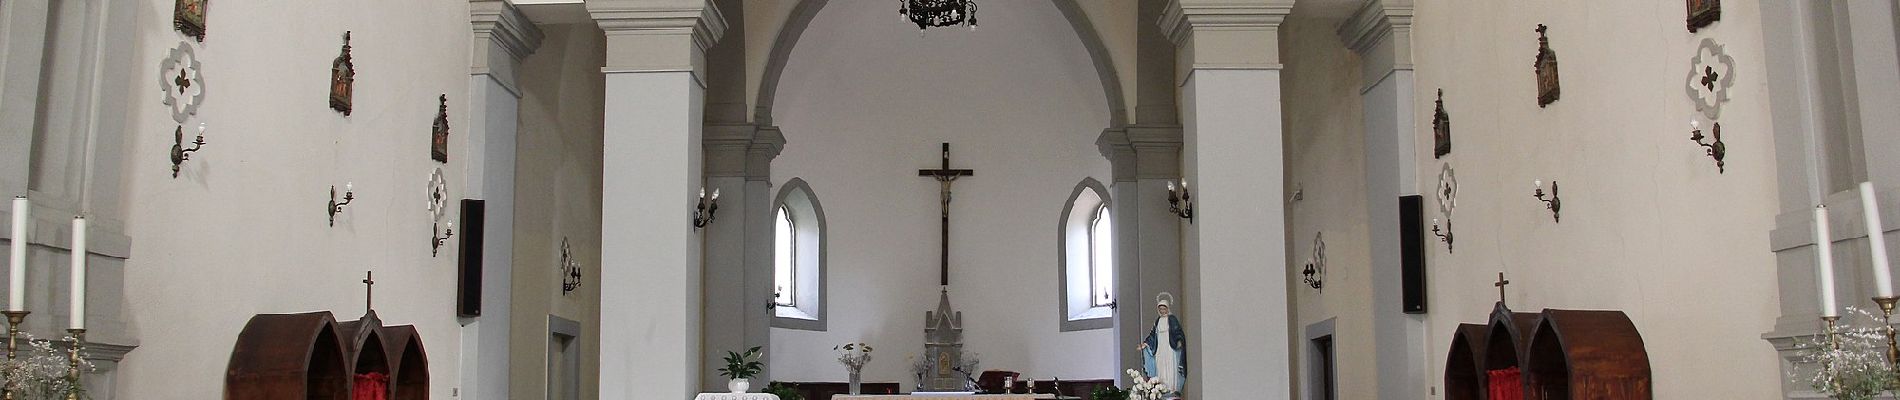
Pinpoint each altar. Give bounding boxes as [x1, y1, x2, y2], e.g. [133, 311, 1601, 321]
[832, 395, 1068, 400]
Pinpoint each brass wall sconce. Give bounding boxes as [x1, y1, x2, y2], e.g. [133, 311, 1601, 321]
[1533, 180, 1561, 223]
[1432, 218, 1454, 253]
[1689, 120, 1726, 173]
[170, 124, 206, 179]
[328, 183, 355, 227]
[431, 222, 454, 257]
[692, 187, 720, 230]
[1167, 179, 1194, 222]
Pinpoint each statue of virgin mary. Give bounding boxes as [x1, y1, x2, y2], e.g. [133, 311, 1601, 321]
[1139, 293, 1186, 394]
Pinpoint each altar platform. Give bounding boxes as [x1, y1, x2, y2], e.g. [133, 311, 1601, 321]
[832, 395, 1073, 400]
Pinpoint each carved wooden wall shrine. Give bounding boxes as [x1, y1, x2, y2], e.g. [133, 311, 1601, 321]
[1433, 89, 1451, 159]
[1533, 25, 1560, 108]
[225, 310, 428, 400]
[1687, 0, 1720, 33]
[330, 32, 356, 116]
[1443, 303, 1651, 400]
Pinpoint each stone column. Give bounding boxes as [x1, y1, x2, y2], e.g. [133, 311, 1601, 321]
[701, 123, 782, 391]
[1338, 2, 1425, 399]
[589, 1, 725, 398]
[464, 3, 542, 400]
[1161, 1, 1293, 398]
[1098, 125, 1183, 385]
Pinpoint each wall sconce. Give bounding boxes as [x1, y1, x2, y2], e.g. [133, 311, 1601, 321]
[561, 237, 582, 296]
[328, 183, 355, 227]
[1431, 218, 1454, 253]
[170, 124, 206, 179]
[1288, 183, 1304, 204]
[693, 188, 720, 230]
[1532, 180, 1561, 223]
[1689, 120, 1726, 173]
[1167, 179, 1194, 222]
[431, 222, 454, 257]
[1301, 232, 1325, 291]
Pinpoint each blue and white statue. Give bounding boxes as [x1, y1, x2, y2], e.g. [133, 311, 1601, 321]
[1139, 292, 1186, 394]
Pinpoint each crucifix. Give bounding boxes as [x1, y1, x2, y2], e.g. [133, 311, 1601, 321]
[1494, 272, 1511, 307]
[918, 143, 974, 287]
[362, 271, 376, 314]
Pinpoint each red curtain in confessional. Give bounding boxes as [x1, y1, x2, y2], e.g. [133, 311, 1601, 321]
[1487, 367, 1523, 400]
[354, 373, 389, 400]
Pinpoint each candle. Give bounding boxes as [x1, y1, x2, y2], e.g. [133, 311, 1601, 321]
[68, 216, 84, 330]
[1864, 182, 1894, 298]
[1817, 205, 1839, 317]
[9, 197, 26, 312]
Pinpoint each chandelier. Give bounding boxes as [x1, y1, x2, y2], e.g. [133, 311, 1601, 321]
[900, 0, 977, 31]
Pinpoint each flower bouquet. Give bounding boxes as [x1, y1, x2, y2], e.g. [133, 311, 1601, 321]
[835, 342, 873, 394]
[1124, 369, 1171, 400]
[1797, 307, 1899, 400]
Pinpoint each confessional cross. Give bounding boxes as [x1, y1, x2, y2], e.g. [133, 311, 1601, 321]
[362, 271, 375, 313]
[1494, 272, 1511, 307]
[175, 69, 191, 93]
[1700, 66, 1720, 92]
[917, 143, 974, 287]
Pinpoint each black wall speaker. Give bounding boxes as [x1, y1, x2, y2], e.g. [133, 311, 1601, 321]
[1400, 195, 1428, 314]
[457, 199, 484, 317]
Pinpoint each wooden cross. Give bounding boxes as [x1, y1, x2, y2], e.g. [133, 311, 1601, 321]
[917, 143, 974, 287]
[1494, 272, 1511, 307]
[362, 271, 375, 313]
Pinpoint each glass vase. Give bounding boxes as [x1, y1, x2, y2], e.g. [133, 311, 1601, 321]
[848, 369, 862, 394]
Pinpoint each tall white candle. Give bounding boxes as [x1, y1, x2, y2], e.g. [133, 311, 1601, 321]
[1817, 205, 1839, 317]
[68, 216, 84, 330]
[1864, 182, 1894, 298]
[8, 197, 26, 312]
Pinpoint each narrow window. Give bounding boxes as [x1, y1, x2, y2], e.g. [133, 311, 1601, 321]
[1089, 204, 1114, 307]
[774, 205, 796, 307]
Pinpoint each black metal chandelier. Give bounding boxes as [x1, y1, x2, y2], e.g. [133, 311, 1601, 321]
[900, 0, 977, 30]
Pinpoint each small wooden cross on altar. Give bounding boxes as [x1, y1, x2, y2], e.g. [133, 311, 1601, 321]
[362, 271, 375, 314]
[917, 143, 974, 287]
[1494, 272, 1511, 307]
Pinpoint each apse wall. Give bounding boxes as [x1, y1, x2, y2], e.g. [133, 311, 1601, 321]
[117, 1, 473, 398]
[1411, 1, 1780, 397]
[768, 0, 1117, 385]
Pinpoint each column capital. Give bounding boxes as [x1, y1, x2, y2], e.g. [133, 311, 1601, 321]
[1100, 124, 1184, 181]
[1160, 0, 1291, 69]
[471, 0, 543, 96]
[589, 0, 728, 82]
[705, 123, 783, 179]
[1337, 0, 1414, 90]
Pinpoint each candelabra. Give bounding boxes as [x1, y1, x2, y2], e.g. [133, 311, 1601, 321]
[1166, 179, 1194, 223]
[1532, 180, 1561, 223]
[328, 183, 355, 227]
[2, 310, 23, 400]
[1432, 218, 1454, 253]
[1876, 296, 1900, 370]
[431, 222, 454, 257]
[170, 124, 206, 179]
[64, 328, 82, 400]
[1689, 121, 1726, 173]
[693, 188, 719, 230]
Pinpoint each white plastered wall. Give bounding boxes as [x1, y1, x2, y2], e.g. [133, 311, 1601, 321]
[1412, 0, 1780, 397]
[117, 0, 477, 398]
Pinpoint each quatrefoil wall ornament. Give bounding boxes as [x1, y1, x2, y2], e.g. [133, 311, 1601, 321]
[427, 168, 448, 223]
[1436, 164, 1459, 220]
[1686, 38, 1736, 121]
[158, 42, 205, 124]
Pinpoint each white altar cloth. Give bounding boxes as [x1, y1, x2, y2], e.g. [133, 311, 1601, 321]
[693, 393, 780, 400]
[833, 395, 1056, 400]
